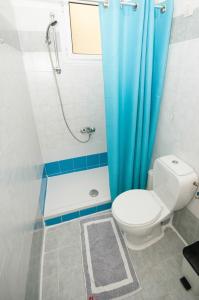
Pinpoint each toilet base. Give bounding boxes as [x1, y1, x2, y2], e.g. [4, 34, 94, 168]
[124, 225, 164, 251]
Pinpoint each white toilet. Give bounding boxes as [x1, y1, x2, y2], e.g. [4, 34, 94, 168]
[112, 155, 198, 250]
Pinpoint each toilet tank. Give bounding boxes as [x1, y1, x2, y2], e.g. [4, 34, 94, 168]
[153, 155, 198, 211]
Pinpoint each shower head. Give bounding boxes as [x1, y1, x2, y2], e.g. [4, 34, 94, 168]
[50, 20, 58, 27]
[45, 20, 58, 44]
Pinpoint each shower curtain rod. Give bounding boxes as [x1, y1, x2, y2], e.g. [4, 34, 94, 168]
[69, 0, 166, 12]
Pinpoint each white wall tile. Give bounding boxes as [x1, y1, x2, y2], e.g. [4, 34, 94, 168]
[0, 1, 43, 298]
[12, 0, 107, 163]
[153, 38, 199, 218]
[173, 0, 199, 18]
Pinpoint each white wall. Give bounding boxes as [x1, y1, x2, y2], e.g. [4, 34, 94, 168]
[0, 0, 43, 299]
[153, 0, 199, 218]
[12, 0, 107, 163]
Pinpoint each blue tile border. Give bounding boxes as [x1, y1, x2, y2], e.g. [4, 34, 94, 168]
[39, 166, 48, 215]
[44, 201, 112, 226]
[97, 202, 112, 212]
[45, 216, 62, 226]
[62, 211, 79, 222]
[99, 152, 108, 166]
[44, 152, 108, 177]
[45, 161, 60, 176]
[80, 206, 97, 217]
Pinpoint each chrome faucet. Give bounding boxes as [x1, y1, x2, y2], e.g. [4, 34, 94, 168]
[80, 127, 96, 135]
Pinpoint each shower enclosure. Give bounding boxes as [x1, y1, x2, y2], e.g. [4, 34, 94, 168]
[12, 0, 111, 223]
[9, 0, 171, 226]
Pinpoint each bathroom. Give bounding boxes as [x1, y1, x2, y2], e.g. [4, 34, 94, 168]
[1, 0, 199, 299]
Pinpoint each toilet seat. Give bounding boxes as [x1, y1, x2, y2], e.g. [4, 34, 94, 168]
[112, 190, 162, 227]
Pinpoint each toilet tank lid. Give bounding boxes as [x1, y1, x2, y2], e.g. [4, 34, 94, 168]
[158, 155, 195, 176]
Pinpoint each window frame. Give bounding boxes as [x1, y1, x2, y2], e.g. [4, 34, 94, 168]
[62, 0, 102, 61]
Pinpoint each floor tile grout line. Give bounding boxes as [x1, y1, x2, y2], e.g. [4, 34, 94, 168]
[78, 221, 88, 300]
[168, 224, 188, 246]
[56, 250, 60, 298]
[39, 223, 47, 300]
[127, 226, 187, 274]
[41, 219, 195, 300]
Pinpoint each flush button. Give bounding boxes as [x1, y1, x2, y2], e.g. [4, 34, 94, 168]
[172, 160, 179, 164]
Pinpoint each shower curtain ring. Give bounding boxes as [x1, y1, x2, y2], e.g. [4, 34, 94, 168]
[120, 1, 138, 10]
[161, 5, 166, 13]
[104, 0, 109, 7]
[156, 4, 166, 13]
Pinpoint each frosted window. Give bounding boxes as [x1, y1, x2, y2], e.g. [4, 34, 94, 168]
[69, 2, 102, 55]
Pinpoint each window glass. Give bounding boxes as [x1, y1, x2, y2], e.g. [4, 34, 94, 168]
[69, 2, 102, 55]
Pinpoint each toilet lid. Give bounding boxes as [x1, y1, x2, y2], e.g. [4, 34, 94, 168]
[112, 190, 162, 226]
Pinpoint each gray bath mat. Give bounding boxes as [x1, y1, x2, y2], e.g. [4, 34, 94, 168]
[80, 213, 140, 299]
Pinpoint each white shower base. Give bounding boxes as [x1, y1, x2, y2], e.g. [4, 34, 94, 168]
[44, 166, 110, 218]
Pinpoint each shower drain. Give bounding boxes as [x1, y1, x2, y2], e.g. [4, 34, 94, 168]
[89, 189, 99, 197]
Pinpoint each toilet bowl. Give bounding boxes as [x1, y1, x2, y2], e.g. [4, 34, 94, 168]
[112, 189, 170, 250]
[112, 155, 198, 250]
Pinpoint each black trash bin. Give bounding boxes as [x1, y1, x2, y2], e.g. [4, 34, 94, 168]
[181, 241, 199, 295]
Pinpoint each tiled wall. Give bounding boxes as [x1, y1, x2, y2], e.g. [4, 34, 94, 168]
[45, 201, 112, 226]
[39, 171, 48, 214]
[173, 208, 199, 244]
[44, 152, 108, 177]
[170, 6, 199, 44]
[152, 0, 199, 219]
[0, 1, 44, 299]
[12, 0, 107, 164]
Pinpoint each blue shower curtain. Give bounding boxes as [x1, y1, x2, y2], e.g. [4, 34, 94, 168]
[99, 0, 173, 200]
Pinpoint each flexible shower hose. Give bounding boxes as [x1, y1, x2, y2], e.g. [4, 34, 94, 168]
[47, 42, 91, 143]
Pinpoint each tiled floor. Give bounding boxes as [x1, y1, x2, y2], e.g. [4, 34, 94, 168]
[44, 167, 110, 218]
[42, 214, 198, 300]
